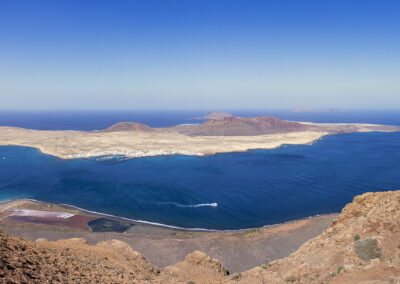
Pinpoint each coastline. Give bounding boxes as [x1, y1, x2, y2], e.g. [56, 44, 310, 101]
[0, 197, 337, 232]
[1, 120, 399, 273]
[0, 198, 338, 272]
[3, 130, 399, 235]
[0, 127, 329, 160]
[0, 121, 399, 160]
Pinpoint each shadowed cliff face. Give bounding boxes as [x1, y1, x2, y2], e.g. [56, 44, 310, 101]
[1, 190, 400, 283]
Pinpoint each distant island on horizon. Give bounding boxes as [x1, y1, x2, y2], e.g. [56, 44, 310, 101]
[193, 111, 233, 120]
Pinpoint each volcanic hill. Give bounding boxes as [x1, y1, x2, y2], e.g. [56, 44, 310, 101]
[100, 122, 153, 132]
[175, 116, 308, 136]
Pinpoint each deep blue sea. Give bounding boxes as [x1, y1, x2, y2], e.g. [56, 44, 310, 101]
[0, 110, 399, 230]
[1, 109, 400, 130]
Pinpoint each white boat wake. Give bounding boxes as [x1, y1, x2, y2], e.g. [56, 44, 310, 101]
[156, 202, 218, 208]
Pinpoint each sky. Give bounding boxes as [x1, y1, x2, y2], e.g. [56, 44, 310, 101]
[0, 0, 399, 110]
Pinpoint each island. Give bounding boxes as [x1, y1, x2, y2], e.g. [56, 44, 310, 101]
[193, 110, 234, 119]
[0, 115, 399, 159]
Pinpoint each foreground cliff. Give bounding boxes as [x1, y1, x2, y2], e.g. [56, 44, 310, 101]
[1, 191, 400, 283]
[237, 190, 400, 283]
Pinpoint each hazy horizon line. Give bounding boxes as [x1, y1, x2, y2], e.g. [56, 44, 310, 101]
[1, 108, 400, 112]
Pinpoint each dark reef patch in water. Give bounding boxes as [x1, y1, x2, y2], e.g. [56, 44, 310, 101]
[87, 218, 134, 233]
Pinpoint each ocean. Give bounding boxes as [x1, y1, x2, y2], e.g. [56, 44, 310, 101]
[0, 110, 399, 230]
[1, 109, 400, 130]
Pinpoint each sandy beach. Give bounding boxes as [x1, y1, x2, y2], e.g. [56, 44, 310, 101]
[0, 199, 337, 272]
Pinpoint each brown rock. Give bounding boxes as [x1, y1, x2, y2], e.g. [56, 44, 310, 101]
[184, 250, 228, 275]
[100, 122, 153, 132]
[176, 116, 308, 136]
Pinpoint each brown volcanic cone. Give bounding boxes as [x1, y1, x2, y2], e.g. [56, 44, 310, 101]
[176, 116, 308, 136]
[100, 122, 153, 132]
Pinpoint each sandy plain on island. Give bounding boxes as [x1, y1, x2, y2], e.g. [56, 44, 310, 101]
[0, 121, 399, 159]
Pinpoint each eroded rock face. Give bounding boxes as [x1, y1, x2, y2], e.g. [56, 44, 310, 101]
[355, 238, 382, 261]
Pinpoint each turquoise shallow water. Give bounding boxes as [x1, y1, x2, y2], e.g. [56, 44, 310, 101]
[1, 131, 400, 230]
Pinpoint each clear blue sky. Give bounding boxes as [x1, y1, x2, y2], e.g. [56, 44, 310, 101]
[0, 0, 399, 110]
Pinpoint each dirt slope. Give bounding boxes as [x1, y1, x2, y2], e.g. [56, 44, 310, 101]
[0, 232, 160, 283]
[1, 191, 400, 283]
